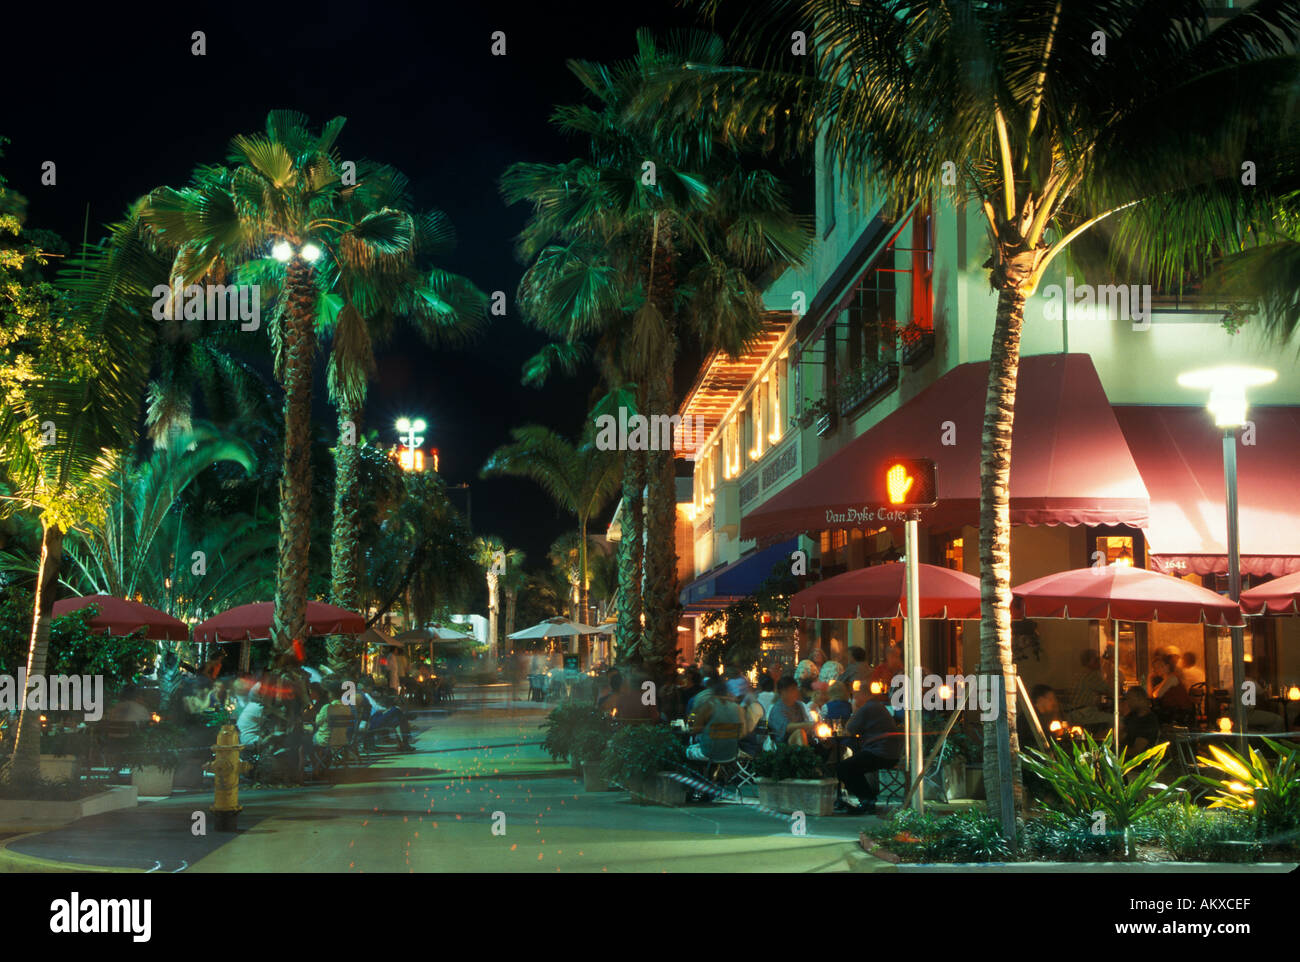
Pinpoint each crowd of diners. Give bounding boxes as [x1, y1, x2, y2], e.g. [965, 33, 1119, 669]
[588, 647, 905, 815]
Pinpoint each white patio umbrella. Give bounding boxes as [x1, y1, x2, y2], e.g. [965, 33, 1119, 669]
[507, 616, 603, 640]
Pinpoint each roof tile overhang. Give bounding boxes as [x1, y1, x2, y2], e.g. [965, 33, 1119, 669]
[677, 314, 792, 453]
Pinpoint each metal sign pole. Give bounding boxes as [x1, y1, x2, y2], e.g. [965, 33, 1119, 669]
[904, 515, 924, 811]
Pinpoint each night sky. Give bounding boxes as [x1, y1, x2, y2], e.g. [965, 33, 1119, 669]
[2, 0, 719, 565]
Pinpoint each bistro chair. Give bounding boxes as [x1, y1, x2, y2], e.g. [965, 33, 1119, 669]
[693, 723, 742, 787]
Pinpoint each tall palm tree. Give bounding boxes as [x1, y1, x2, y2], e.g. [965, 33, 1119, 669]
[138, 110, 424, 657]
[502, 29, 811, 679]
[481, 425, 621, 625]
[316, 164, 486, 626]
[471, 536, 525, 657]
[0, 209, 156, 780]
[653, 0, 1300, 796]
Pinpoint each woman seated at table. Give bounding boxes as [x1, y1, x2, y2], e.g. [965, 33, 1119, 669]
[821, 682, 853, 724]
[1149, 654, 1195, 726]
[767, 677, 817, 746]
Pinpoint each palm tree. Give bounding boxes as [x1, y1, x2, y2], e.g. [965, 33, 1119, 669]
[138, 111, 425, 657]
[481, 425, 621, 625]
[652, 0, 1300, 797]
[502, 30, 810, 680]
[316, 165, 486, 624]
[471, 536, 525, 658]
[0, 209, 156, 780]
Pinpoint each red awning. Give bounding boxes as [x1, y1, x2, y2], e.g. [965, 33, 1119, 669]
[1113, 406, 1300, 578]
[740, 354, 1149, 542]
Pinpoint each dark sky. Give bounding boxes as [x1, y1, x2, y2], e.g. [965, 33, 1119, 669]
[2, 0, 715, 565]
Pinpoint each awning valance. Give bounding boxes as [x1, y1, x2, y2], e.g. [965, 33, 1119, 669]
[680, 538, 799, 612]
[740, 354, 1150, 542]
[1113, 405, 1300, 577]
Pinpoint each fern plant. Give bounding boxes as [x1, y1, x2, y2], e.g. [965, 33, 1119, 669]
[1021, 729, 1183, 857]
[1194, 737, 1300, 844]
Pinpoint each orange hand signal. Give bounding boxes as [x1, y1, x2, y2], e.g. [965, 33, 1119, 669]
[886, 463, 914, 504]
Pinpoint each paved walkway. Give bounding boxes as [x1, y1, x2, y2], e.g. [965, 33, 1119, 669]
[0, 706, 882, 873]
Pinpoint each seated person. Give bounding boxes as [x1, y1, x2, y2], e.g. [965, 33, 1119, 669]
[1177, 651, 1205, 689]
[821, 682, 853, 723]
[839, 647, 868, 690]
[837, 690, 902, 814]
[236, 691, 270, 749]
[312, 681, 354, 762]
[1119, 686, 1161, 756]
[107, 685, 150, 725]
[597, 671, 625, 713]
[767, 676, 816, 746]
[363, 684, 414, 751]
[1017, 684, 1065, 752]
[686, 678, 742, 764]
[737, 691, 767, 756]
[867, 645, 904, 697]
[1068, 649, 1116, 733]
[677, 666, 704, 719]
[755, 674, 777, 713]
[1149, 654, 1195, 725]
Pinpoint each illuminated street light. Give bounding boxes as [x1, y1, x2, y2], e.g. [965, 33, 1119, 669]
[1178, 365, 1277, 741]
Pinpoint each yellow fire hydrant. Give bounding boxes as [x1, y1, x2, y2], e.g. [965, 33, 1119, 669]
[206, 724, 250, 831]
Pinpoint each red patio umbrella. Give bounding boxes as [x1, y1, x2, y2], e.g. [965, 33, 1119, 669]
[192, 601, 366, 644]
[1012, 565, 1245, 750]
[1239, 570, 1300, 615]
[789, 561, 981, 620]
[1012, 565, 1245, 626]
[52, 594, 189, 641]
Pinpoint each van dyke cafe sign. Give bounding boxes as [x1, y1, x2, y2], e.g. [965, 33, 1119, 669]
[824, 505, 917, 525]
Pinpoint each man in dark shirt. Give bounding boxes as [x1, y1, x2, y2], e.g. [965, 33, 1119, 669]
[1119, 686, 1161, 756]
[835, 690, 902, 813]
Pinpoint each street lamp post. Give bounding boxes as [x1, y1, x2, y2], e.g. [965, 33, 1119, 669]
[1177, 366, 1277, 743]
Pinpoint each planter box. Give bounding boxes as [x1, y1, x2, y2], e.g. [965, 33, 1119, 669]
[901, 332, 935, 367]
[838, 363, 899, 417]
[131, 766, 175, 797]
[895, 861, 1297, 874]
[629, 772, 689, 807]
[756, 777, 838, 816]
[582, 762, 614, 792]
[39, 754, 79, 783]
[0, 785, 138, 830]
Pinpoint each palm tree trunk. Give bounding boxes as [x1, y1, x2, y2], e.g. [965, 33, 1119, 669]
[271, 256, 316, 654]
[642, 357, 680, 684]
[979, 259, 1035, 809]
[328, 399, 363, 673]
[4, 523, 63, 783]
[616, 448, 644, 661]
[578, 517, 589, 624]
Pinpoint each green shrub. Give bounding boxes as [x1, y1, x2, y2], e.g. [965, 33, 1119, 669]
[1193, 737, 1300, 844]
[869, 807, 1012, 863]
[571, 715, 617, 765]
[541, 701, 606, 762]
[1020, 729, 1183, 851]
[1020, 810, 1125, 861]
[598, 724, 686, 787]
[753, 743, 825, 781]
[1141, 800, 1261, 862]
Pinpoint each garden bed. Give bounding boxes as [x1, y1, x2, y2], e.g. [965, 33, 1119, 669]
[0, 784, 138, 829]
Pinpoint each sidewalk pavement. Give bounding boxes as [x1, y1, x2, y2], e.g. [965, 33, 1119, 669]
[0, 708, 885, 873]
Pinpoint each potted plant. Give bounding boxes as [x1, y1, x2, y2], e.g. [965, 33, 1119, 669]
[753, 744, 838, 816]
[574, 726, 616, 791]
[126, 722, 186, 796]
[598, 723, 688, 806]
[541, 700, 604, 772]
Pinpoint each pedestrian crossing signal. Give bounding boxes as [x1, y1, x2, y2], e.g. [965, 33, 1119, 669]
[881, 458, 937, 507]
